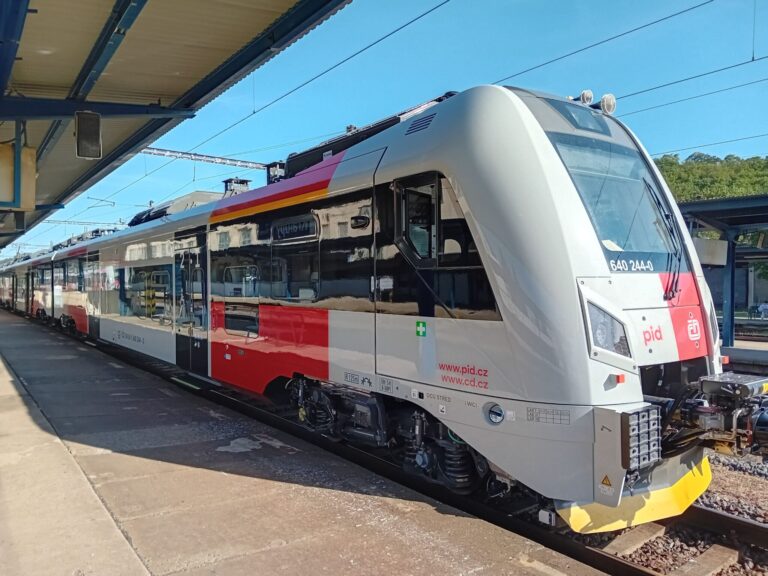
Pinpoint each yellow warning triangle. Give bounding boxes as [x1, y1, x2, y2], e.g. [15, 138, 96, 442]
[601, 475, 612, 487]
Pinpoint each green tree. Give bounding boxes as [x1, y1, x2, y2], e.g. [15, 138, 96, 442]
[654, 153, 768, 202]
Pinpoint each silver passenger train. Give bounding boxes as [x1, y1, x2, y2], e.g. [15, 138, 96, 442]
[1, 85, 766, 533]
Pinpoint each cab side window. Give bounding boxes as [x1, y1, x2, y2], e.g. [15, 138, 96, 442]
[396, 173, 437, 265]
[379, 171, 500, 320]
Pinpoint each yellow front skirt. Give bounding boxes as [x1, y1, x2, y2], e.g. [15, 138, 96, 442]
[556, 457, 711, 534]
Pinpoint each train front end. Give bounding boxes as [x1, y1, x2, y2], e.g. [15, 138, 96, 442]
[433, 86, 768, 534]
[515, 88, 768, 532]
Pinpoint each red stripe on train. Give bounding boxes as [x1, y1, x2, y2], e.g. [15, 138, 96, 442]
[64, 304, 89, 335]
[210, 303, 329, 394]
[658, 272, 708, 361]
[210, 151, 345, 219]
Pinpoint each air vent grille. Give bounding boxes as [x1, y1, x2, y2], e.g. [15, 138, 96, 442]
[405, 113, 436, 135]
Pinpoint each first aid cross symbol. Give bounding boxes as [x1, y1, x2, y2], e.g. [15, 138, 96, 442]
[416, 321, 427, 337]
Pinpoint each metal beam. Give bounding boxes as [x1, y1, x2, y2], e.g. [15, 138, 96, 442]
[141, 147, 266, 169]
[0, 96, 194, 120]
[43, 219, 123, 227]
[679, 195, 768, 216]
[722, 233, 737, 347]
[688, 214, 731, 232]
[12, 121, 20, 207]
[37, 0, 149, 164]
[0, 0, 30, 94]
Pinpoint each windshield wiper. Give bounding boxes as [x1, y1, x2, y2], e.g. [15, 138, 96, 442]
[643, 177, 683, 300]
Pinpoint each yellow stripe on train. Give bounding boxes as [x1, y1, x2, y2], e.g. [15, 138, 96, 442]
[209, 188, 329, 224]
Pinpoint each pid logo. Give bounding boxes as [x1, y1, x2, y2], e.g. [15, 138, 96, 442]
[643, 326, 664, 346]
[687, 318, 701, 341]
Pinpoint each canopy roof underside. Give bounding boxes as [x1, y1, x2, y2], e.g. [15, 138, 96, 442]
[0, 0, 349, 248]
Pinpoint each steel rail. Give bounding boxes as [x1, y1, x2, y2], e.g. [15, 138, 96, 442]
[680, 504, 768, 549]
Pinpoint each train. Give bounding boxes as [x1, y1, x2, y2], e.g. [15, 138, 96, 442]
[1, 85, 767, 534]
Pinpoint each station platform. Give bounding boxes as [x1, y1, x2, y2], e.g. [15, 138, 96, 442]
[724, 340, 768, 374]
[0, 311, 603, 576]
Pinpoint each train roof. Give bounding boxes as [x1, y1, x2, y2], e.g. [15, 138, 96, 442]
[1, 84, 614, 274]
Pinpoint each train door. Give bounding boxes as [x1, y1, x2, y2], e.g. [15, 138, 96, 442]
[85, 252, 100, 337]
[24, 271, 30, 314]
[374, 173, 439, 384]
[28, 268, 37, 315]
[373, 172, 498, 387]
[52, 261, 64, 321]
[174, 232, 208, 376]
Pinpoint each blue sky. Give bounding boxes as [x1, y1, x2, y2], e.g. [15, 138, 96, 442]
[5, 0, 768, 257]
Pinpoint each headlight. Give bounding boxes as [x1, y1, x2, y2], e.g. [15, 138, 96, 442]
[588, 303, 631, 357]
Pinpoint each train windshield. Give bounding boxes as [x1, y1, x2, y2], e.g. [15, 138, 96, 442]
[550, 132, 686, 273]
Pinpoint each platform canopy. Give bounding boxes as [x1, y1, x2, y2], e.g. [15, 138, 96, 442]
[679, 195, 768, 233]
[679, 195, 768, 347]
[0, 0, 349, 248]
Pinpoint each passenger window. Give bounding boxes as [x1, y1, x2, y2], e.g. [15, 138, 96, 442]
[210, 218, 270, 338]
[271, 214, 319, 302]
[66, 260, 76, 290]
[317, 191, 373, 310]
[117, 266, 171, 321]
[148, 271, 170, 322]
[224, 265, 260, 297]
[127, 271, 147, 317]
[54, 264, 65, 289]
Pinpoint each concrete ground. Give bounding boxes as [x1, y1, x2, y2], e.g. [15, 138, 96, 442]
[0, 310, 604, 576]
[734, 338, 768, 351]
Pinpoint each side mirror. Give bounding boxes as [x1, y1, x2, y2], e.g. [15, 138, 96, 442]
[350, 215, 370, 229]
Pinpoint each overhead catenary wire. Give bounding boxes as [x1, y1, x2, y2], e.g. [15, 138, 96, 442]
[181, 0, 451, 155]
[8, 2, 765, 256]
[491, 0, 715, 84]
[22, 1, 452, 247]
[617, 54, 768, 100]
[58, 166, 263, 226]
[618, 76, 768, 117]
[650, 131, 768, 156]
[223, 130, 344, 158]
[20, 126, 354, 244]
[157, 166, 261, 203]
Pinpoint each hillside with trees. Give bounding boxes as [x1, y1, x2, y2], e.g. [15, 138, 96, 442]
[654, 153, 768, 202]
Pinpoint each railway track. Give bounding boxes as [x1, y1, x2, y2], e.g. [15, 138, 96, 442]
[17, 313, 768, 575]
[603, 507, 767, 575]
[204, 387, 768, 575]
